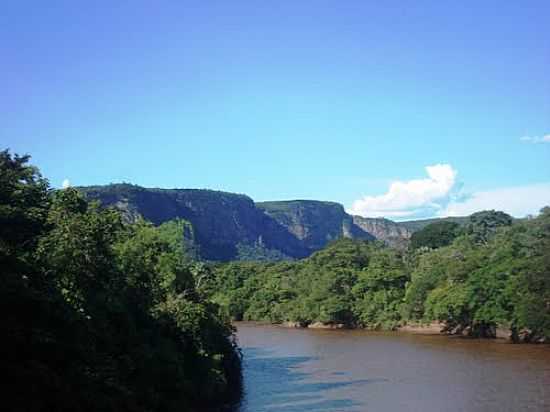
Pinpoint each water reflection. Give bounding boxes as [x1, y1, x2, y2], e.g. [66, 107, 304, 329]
[236, 323, 550, 412]
[239, 347, 378, 411]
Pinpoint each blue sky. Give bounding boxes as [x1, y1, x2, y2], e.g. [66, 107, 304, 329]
[2, 1, 549, 220]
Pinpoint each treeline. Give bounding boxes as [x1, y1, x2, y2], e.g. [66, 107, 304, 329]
[1, 150, 242, 412]
[207, 210, 550, 342]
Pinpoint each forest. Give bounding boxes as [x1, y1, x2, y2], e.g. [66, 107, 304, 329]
[1, 150, 242, 412]
[208, 209, 550, 342]
[3, 149, 549, 412]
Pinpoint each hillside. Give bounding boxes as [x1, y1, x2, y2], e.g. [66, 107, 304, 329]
[80, 184, 308, 261]
[399, 216, 470, 232]
[79, 183, 470, 261]
[256, 200, 374, 254]
[351, 215, 412, 249]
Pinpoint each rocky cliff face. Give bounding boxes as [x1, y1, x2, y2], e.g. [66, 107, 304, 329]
[352, 215, 412, 249]
[256, 200, 374, 254]
[79, 184, 424, 261]
[81, 184, 309, 261]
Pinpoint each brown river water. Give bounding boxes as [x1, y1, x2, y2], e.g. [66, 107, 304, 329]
[234, 322, 550, 412]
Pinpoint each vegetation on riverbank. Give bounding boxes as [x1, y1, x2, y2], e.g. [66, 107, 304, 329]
[207, 210, 550, 342]
[2, 150, 242, 412]
[4, 146, 548, 412]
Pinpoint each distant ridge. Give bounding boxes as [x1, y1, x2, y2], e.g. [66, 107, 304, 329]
[399, 216, 470, 232]
[79, 183, 469, 261]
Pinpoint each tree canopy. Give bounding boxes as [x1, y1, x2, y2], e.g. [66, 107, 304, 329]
[410, 220, 461, 250]
[2, 150, 242, 412]
[207, 209, 550, 342]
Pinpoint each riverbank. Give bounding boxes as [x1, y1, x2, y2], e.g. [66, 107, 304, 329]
[280, 320, 451, 335]
[281, 320, 444, 333]
[259, 320, 547, 343]
[398, 322, 445, 335]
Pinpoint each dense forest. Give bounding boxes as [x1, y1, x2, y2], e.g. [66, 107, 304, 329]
[1, 150, 242, 412]
[207, 210, 550, 342]
[3, 149, 549, 411]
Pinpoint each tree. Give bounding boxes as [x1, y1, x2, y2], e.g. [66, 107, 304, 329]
[3, 150, 243, 412]
[0, 149, 49, 261]
[352, 247, 409, 329]
[410, 221, 461, 250]
[1, 151, 100, 411]
[507, 207, 550, 341]
[465, 210, 513, 244]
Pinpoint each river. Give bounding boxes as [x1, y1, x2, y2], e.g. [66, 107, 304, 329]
[234, 322, 550, 412]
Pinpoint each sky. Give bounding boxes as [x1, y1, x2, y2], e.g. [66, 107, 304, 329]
[2, 1, 549, 220]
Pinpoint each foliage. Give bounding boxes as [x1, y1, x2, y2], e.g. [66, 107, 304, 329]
[410, 221, 461, 250]
[465, 210, 513, 244]
[236, 241, 292, 261]
[4, 146, 549, 412]
[208, 239, 409, 329]
[399, 216, 469, 232]
[352, 247, 409, 329]
[210, 210, 550, 342]
[2, 151, 241, 412]
[506, 208, 550, 340]
[404, 210, 549, 340]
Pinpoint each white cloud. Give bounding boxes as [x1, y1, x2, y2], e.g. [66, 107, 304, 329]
[62, 179, 71, 189]
[348, 164, 457, 219]
[440, 183, 550, 218]
[520, 134, 550, 144]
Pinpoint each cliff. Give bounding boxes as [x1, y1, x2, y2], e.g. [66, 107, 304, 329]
[81, 184, 308, 260]
[256, 200, 374, 254]
[79, 183, 461, 261]
[351, 215, 412, 249]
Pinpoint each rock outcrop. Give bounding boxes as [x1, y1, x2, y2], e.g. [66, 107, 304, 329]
[79, 183, 456, 261]
[81, 184, 308, 261]
[351, 215, 412, 249]
[256, 200, 374, 255]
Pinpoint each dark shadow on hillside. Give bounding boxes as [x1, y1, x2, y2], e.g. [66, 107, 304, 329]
[237, 347, 381, 412]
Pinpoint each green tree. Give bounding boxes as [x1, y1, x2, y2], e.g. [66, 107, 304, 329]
[410, 221, 461, 250]
[507, 207, 550, 341]
[353, 247, 409, 329]
[3, 151, 242, 412]
[2, 152, 103, 411]
[465, 210, 513, 244]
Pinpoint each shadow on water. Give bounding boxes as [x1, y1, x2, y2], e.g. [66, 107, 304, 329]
[237, 347, 380, 412]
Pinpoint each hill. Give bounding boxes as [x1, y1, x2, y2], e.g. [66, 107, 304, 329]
[80, 183, 471, 261]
